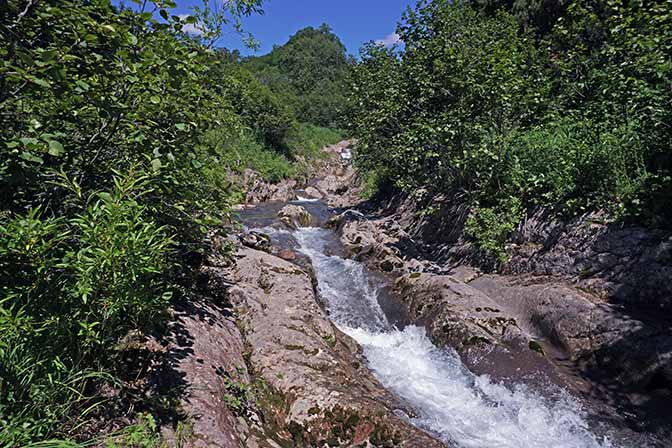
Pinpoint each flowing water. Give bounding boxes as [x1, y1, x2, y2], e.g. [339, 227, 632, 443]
[293, 226, 613, 448]
[238, 199, 630, 447]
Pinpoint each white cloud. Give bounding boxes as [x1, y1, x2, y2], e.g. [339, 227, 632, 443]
[178, 14, 205, 36]
[375, 32, 401, 47]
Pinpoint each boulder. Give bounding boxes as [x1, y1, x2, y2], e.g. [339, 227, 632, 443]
[394, 272, 551, 382]
[302, 186, 323, 199]
[277, 205, 313, 230]
[240, 231, 271, 252]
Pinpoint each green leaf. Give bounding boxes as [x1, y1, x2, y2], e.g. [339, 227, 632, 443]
[19, 152, 44, 164]
[28, 76, 51, 88]
[48, 140, 65, 156]
[159, 9, 169, 20]
[75, 80, 91, 91]
[175, 123, 186, 131]
[41, 50, 58, 62]
[97, 192, 113, 203]
[150, 96, 161, 104]
[20, 137, 38, 146]
[151, 158, 162, 171]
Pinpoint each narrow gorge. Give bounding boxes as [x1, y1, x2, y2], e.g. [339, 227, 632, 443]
[163, 143, 671, 448]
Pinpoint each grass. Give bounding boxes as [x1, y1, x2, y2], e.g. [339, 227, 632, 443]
[204, 122, 346, 185]
[285, 122, 345, 159]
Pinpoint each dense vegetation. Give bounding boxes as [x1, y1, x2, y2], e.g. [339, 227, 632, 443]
[347, 0, 671, 259]
[0, 0, 343, 444]
[244, 24, 352, 128]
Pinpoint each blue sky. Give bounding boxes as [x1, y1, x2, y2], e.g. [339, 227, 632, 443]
[164, 0, 416, 56]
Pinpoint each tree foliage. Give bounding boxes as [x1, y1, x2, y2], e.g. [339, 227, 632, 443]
[0, 0, 344, 444]
[244, 24, 352, 127]
[347, 0, 672, 257]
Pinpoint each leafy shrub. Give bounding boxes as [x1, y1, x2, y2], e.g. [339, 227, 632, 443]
[347, 0, 672, 261]
[465, 197, 523, 262]
[0, 172, 172, 444]
[0, 0, 277, 442]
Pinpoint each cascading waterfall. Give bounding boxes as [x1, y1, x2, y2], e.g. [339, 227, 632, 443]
[294, 226, 614, 448]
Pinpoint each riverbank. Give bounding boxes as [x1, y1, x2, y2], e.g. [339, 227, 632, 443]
[161, 141, 669, 447]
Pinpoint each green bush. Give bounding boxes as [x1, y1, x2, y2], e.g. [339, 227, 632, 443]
[347, 0, 672, 258]
[0, 172, 172, 445]
[465, 197, 523, 262]
[0, 0, 271, 443]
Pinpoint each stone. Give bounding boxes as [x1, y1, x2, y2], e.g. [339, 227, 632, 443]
[227, 247, 447, 447]
[240, 231, 271, 251]
[278, 249, 297, 261]
[303, 186, 323, 199]
[277, 205, 313, 230]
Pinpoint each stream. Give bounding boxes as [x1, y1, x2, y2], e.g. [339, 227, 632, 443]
[239, 199, 628, 448]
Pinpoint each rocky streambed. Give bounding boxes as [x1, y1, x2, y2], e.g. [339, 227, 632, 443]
[162, 142, 670, 447]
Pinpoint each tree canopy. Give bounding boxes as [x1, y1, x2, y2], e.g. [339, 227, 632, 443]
[244, 24, 352, 128]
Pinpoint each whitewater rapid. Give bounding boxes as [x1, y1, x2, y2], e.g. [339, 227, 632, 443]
[294, 227, 613, 448]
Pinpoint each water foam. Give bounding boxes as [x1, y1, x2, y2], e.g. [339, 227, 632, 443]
[344, 326, 612, 448]
[294, 226, 613, 448]
[294, 195, 321, 202]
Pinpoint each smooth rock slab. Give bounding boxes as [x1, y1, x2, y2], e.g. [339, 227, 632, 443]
[227, 247, 447, 447]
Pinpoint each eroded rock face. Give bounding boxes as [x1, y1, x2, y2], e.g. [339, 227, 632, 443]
[394, 272, 565, 382]
[331, 212, 440, 277]
[227, 247, 447, 447]
[161, 294, 266, 448]
[331, 196, 672, 418]
[504, 209, 672, 315]
[277, 204, 313, 230]
[243, 169, 298, 204]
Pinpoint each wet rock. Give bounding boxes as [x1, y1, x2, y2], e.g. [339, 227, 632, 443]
[325, 209, 365, 230]
[339, 218, 422, 275]
[395, 273, 532, 367]
[379, 258, 396, 272]
[396, 269, 672, 395]
[277, 249, 297, 261]
[240, 231, 271, 252]
[277, 204, 313, 230]
[227, 247, 447, 447]
[302, 186, 323, 199]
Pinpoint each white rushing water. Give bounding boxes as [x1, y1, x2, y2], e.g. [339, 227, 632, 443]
[293, 195, 321, 203]
[295, 227, 613, 448]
